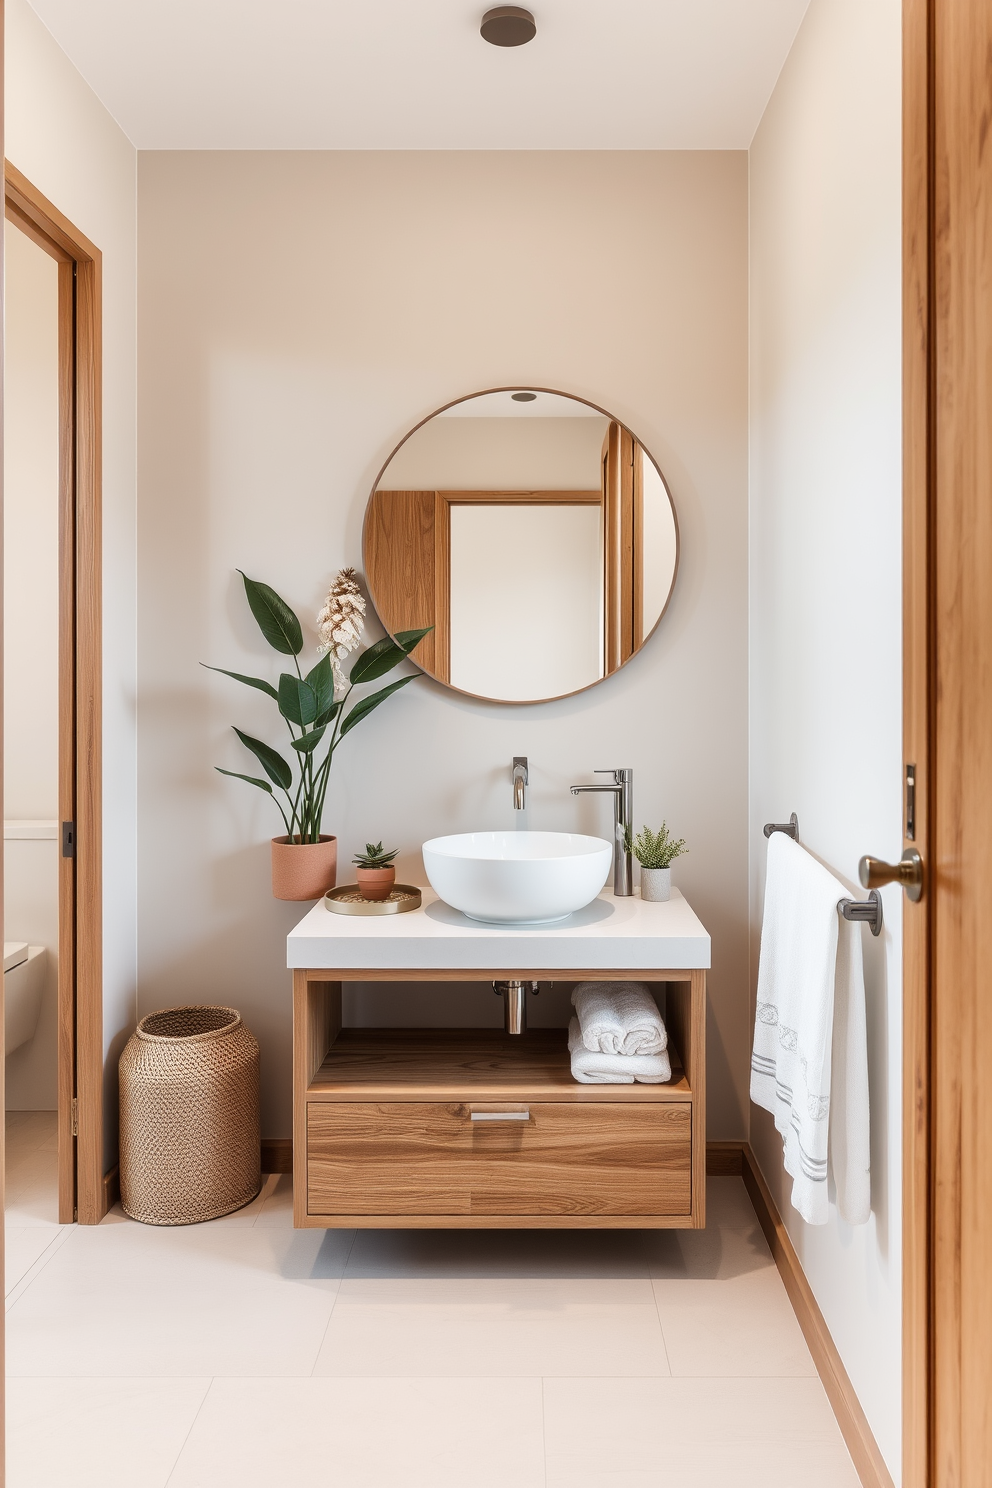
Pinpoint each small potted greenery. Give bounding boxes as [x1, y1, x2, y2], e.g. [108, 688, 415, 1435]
[205, 569, 428, 902]
[353, 842, 399, 901]
[630, 823, 687, 902]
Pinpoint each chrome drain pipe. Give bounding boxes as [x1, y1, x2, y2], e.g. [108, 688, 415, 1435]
[493, 980, 539, 1035]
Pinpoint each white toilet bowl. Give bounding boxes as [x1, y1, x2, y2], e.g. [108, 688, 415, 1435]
[4, 943, 46, 1056]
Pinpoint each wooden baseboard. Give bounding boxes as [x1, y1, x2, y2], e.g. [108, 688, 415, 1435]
[261, 1138, 293, 1173]
[740, 1145, 894, 1488]
[101, 1162, 120, 1217]
[705, 1139, 745, 1175]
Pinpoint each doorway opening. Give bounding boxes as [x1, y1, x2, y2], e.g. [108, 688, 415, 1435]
[4, 163, 103, 1227]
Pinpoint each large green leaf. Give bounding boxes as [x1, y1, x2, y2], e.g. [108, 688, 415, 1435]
[278, 673, 317, 727]
[201, 663, 278, 701]
[349, 628, 433, 687]
[238, 572, 303, 656]
[215, 767, 273, 794]
[314, 700, 341, 729]
[305, 654, 335, 717]
[394, 626, 433, 653]
[233, 728, 293, 790]
[348, 637, 406, 686]
[339, 675, 415, 737]
[290, 724, 328, 755]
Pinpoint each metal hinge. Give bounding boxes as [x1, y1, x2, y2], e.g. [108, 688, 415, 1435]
[62, 821, 75, 858]
[71, 1098, 78, 1136]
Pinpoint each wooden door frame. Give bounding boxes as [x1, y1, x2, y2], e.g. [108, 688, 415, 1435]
[3, 162, 104, 1227]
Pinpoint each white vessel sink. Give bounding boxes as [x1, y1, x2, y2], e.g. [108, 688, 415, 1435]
[421, 830, 612, 925]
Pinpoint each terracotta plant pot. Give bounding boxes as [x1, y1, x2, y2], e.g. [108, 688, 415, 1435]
[355, 865, 396, 901]
[640, 866, 671, 902]
[271, 835, 337, 901]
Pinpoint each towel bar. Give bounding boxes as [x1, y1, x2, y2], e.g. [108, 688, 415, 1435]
[839, 890, 883, 937]
[763, 813, 799, 841]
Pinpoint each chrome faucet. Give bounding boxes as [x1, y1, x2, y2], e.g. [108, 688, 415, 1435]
[570, 768, 634, 896]
[512, 757, 528, 811]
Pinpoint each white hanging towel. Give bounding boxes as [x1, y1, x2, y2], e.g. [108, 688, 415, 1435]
[750, 831, 871, 1226]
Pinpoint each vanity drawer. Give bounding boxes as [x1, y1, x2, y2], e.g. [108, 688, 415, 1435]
[306, 1100, 692, 1218]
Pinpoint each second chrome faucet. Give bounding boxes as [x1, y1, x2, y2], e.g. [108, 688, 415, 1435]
[570, 768, 633, 896]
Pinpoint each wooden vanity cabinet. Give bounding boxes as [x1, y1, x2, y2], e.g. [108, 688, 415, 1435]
[292, 967, 706, 1229]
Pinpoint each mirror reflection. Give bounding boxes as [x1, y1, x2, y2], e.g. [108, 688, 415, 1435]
[364, 389, 678, 704]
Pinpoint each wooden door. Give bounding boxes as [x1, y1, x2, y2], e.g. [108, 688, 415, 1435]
[601, 421, 637, 672]
[931, 0, 992, 1481]
[904, 0, 992, 1482]
[4, 164, 104, 1226]
[363, 490, 450, 681]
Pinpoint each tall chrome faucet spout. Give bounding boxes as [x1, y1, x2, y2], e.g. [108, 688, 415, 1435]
[512, 757, 528, 811]
[569, 768, 634, 896]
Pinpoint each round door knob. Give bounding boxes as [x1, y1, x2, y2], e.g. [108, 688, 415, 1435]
[858, 848, 924, 902]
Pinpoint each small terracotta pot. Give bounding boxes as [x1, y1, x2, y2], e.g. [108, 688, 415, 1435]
[271, 836, 337, 901]
[355, 865, 396, 901]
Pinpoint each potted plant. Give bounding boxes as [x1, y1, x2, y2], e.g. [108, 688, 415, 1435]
[630, 823, 688, 902]
[353, 842, 399, 901]
[205, 568, 429, 901]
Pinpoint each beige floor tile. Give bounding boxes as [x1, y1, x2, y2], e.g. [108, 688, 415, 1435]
[543, 1375, 860, 1486]
[314, 1275, 670, 1377]
[704, 1175, 760, 1228]
[643, 1221, 774, 1281]
[545, 1442, 861, 1488]
[648, 1227, 816, 1376]
[6, 1223, 354, 1377]
[5, 1110, 57, 1152]
[7, 1375, 211, 1488]
[253, 1172, 295, 1226]
[5, 1228, 64, 1296]
[344, 1224, 653, 1278]
[5, 1142, 61, 1229]
[168, 1374, 545, 1488]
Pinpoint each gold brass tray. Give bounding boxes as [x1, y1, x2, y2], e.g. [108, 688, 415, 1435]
[323, 884, 423, 916]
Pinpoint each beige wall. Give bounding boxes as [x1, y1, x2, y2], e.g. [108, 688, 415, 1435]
[749, 0, 902, 1476]
[4, 223, 60, 1108]
[6, 0, 138, 1162]
[137, 150, 749, 1141]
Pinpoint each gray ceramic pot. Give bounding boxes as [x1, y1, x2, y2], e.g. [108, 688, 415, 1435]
[640, 866, 671, 902]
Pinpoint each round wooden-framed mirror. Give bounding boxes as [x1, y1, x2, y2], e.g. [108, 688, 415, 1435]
[363, 387, 679, 704]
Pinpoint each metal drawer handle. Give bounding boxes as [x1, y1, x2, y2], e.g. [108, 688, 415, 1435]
[470, 1110, 530, 1122]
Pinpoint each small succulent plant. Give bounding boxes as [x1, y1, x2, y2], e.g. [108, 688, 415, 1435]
[352, 842, 399, 869]
[629, 823, 687, 870]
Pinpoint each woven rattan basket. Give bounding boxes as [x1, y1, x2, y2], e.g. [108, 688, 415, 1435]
[119, 1005, 261, 1225]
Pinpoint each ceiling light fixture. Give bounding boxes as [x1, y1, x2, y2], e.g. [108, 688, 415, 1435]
[511, 391, 537, 402]
[480, 7, 537, 47]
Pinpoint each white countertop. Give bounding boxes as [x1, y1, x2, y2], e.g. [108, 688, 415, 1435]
[286, 887, 710, 972]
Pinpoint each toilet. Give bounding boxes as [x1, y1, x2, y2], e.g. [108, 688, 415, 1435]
[4, 943, 46, 1056]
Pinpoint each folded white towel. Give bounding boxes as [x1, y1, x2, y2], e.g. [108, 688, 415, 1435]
[568, 1017, 672, 1084]
[750, 832, 870, 1226]
[570, 982, 668, 1056]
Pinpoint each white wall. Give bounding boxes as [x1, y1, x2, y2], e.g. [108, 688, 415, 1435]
[381, 415, 607, 489]
[449, 503, 602, 699]
[4, 223, 59, 1107]
[749, 0, 903, 1477]
[137, 150, 749, 1143]
[6, 0, 138, 1164]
